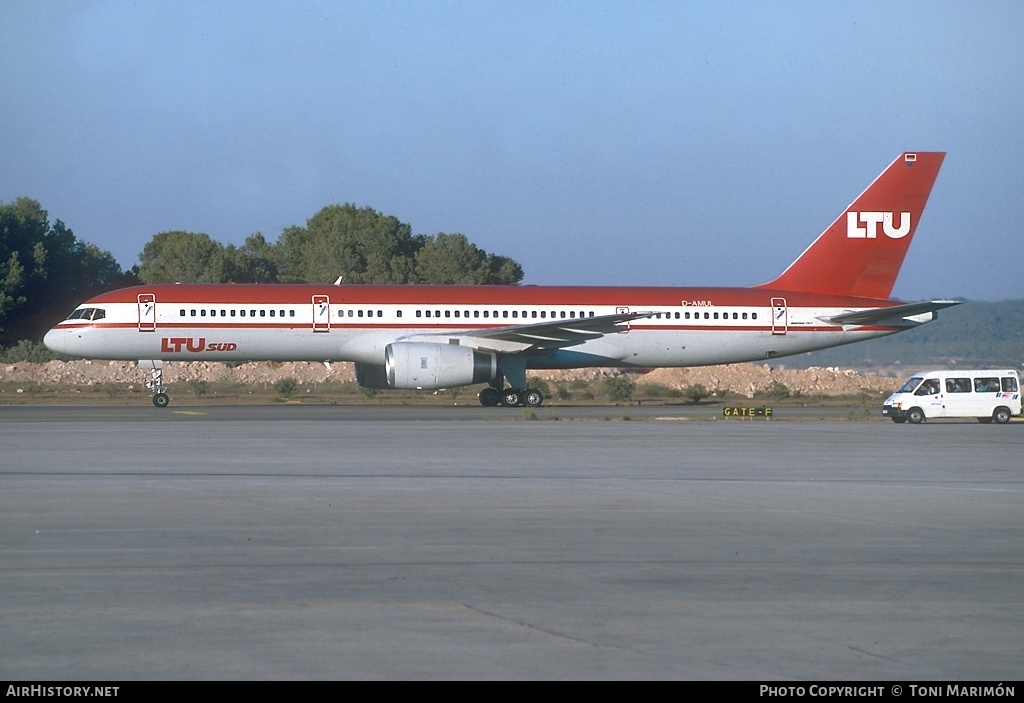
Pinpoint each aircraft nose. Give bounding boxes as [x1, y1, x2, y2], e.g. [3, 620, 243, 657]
[43, 327, 74, 356]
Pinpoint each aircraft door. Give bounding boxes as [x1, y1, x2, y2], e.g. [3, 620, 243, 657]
[771, 298, 788, 336]
[312, 295, 330, 332]
[138, 294, 156, 332]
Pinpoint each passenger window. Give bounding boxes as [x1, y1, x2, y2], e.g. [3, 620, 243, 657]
[1002, 377, 1018, 393]
[240, 310, 246, 317]
[946, 379, 970, 393]
[974, 378, 999, 393]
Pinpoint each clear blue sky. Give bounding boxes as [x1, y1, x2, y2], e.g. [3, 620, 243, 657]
[3, 1, 1022, 301]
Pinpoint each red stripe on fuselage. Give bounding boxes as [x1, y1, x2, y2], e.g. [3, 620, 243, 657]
[84, 283, 898, 311]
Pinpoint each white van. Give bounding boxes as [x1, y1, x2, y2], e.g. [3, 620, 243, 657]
[882, 369, 1022, 424]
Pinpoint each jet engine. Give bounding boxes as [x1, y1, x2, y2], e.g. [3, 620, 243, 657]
[356, 342, 497, 390]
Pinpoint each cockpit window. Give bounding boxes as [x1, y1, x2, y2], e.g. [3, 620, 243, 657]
[66, 307, 106, 321]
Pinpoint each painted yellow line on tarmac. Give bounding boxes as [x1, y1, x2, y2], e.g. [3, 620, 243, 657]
[173, 411, 208, 416]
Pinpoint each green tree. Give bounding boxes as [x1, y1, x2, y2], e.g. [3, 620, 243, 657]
[414, 233, 523, 285]
[138, 231, 229, 284]
[762, 381, 792, 401]
[603, 375, 637, 402]
[681, 383, 711, 404]
[226, 233, 278, 283]
[1, 198, 134, 344]
[1, 198, 49, 325]
[275, 204, 419, 284]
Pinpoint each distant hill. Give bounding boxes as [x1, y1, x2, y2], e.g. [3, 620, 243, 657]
[782, 299, 1024, 372]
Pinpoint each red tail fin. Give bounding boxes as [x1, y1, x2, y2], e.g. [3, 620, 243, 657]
[758, 152, 945, 299]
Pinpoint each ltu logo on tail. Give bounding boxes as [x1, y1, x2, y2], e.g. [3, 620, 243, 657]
[847, 211, 911, 239]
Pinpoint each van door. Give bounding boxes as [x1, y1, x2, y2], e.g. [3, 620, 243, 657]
[914, 377, 944, 418]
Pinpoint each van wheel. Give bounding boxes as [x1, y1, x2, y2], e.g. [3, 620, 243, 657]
[993, 407, 1012, 425]
[907, 407, 924, 424]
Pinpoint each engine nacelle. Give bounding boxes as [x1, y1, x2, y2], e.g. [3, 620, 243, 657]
[384, 342, 497, 390]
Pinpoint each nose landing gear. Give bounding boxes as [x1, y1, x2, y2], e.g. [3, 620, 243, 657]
[140, 360, 170, 408]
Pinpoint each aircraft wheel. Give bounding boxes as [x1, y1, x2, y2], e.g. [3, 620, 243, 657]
[906, 407, 924, 424]
[993, 407, 1012, 425]
[523, 389, 544, 407]
[479, 387, 500, 407]
[153, 393, 170, 408]
[502, 388, 521, 407]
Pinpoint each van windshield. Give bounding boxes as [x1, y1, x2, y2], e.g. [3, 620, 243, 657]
[897, 377, 923, 394]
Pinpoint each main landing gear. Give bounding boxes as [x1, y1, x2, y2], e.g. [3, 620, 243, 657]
[478, 386, 544, 408]
[478, 362, 543, 408]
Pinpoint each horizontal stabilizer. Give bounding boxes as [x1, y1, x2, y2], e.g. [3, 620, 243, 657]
[826, 300, 961, 326]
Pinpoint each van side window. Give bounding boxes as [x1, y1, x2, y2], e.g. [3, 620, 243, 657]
[1002, 377, 1019, 393]
[974, 378, 999, 393]
[915, 379, 940, 396]
[946, 378, 970, 393]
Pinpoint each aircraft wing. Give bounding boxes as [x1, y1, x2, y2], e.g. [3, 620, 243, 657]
[404, 311, 655, 353]
[825, 300, 961, 327]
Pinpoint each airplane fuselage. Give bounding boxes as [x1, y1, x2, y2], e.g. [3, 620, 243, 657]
[43, 152, 952, 407]
[44, 282, 920, 369]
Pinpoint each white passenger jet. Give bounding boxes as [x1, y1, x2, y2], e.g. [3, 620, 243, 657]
[45, 152, 956, 408]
